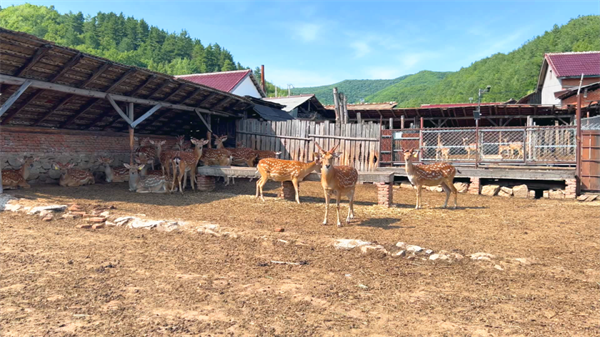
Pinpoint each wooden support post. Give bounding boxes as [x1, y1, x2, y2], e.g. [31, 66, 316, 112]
[128, 103, 135, 165]
[475, 118, 480, 169]
[389, 117, 394, 130]
[332, 87, 340, 123]
[356, 112, 362, 124]
[576, 93, 582, 195]
[400, 115, 405, 129]
[206, 114, 212, 148]
[0, 80, 32, 117]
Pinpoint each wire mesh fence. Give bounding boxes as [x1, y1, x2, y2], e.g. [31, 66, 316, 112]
[385, 125, 577, 165]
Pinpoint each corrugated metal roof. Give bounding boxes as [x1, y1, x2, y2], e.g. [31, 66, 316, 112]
[176, 70, 252, 93]
[253, 104, 294, 121]
[324, 102, 397, 110]
[546, 51, 600, 78]
[263, 95, 314, 112]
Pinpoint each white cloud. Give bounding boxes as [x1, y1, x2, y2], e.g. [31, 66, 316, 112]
[267, 67, 339, 88]
[350, 40, 371, 58]
[292, 23, 322, 42]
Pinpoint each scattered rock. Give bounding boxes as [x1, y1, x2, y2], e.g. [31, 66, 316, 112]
[100, 211, 110, 217]
[129, 219, 164, 229]
[429, 253, 448, 261]
[77, 224, 93, 229]
[512, 184, 529, 198]
[514, 258, 534, 265]
[62, 213, 77, 219]
[114, 216, 137, 226]
[92, 223, 105, 229]
[406, 245, 423, 253]
[85, 217, 106, 223]
[424, 249, 434, 255]
[498, 186, 513, 197]
[38, 209, 52, 218]
[105, 221, 116, 227]
[470, 252, 496, 261]
[334, 239, 372, 250]
[494, 265, 504, 271]
[548, 189, 565, 199]
[359, 245, 387, 254]
[68, 204, 83, 212]
[274, 227, 285, 232]
[3, 203, 22, 212]
[481, 185, 500, 196]
[29, 205, 67, 215]
[395, 242, 407, 249]
[42, 214, 53, 221]
[393, 250, 406, 257]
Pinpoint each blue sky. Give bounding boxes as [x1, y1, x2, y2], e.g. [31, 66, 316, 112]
[4, 1, 599, 87]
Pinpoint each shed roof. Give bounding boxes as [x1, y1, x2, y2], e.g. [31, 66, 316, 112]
[0, 28, 253, 135]
[263, 95, 316, 112]
[176, 70, 266, 98]
[324, 102, 397, 110]
[253, 104, 294, 121]
[546, 51, 600, 78]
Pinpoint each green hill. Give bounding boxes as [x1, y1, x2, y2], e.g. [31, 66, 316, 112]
[365, 71, 450, 107]
[291, 77, 409, 105]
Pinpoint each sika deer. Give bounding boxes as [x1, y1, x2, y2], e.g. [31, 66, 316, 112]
[124, 163, 168, 193]
[255, 156, 321, 204]
[224, 141, 258, 167]
[315, 143, 358, 227]
[149, 139, 179, 177]
[98, 157, 129, 182]
[174, 137, 210, 191]
[403, 148, 458, 209]
[136, 137, 158, 170]
[202, 135, 232, 166]
[2, 156, 39, 189]
[53, 163, 95, 187]
[463, 138, 477, 159]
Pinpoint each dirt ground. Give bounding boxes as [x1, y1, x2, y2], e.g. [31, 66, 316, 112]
[1, 180, 598, 336]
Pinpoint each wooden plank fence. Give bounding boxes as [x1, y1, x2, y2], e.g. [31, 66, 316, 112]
[236, 119, 381, 171]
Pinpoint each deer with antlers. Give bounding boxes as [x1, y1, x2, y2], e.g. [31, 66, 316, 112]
[53, 163, 95, 187]
[98, 157, 129, 183]
[315, 143, 358, 227]
[255, 154, 321, 204]
[2, 156, 39, 189]
[403, 148, 458, 209]
[462, 138, 477, 160]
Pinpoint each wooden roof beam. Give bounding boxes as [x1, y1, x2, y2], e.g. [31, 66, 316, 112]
[16, 45, 52, 76]
[59, 98, 101, 128]
[0, 80, 33, 118]
[80, 63, 111, 88]
[49, 53, 83, 82]
[105, 68, 136, 93]
[163, 84, 187, 102]
[129, 74, 156, 96]
[1, 89, 41, 125]
[32, 94, 75, 126]
[146, 80, 171, 99]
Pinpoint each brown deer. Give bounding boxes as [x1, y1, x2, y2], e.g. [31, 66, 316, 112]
[222, 141, 258, 167]
[98, 157, 129, 182]
[202, 135, 232, 166]
[462, 138, 477, 159]
[53, 163, 95, 187]
[174, 137, 210, 191]
[315, 143, 358, 227]
[136, 137, 158, 170]
[435, 134, 450, 161]
[170, 156, 189, 195]
[256, 150, 282, 161]
[255, 156, 321, 204]
[2, 156, 39, 189]
[124, 163, 169, 193]
[403, 148, 458, 209]
[508, 141, 524, 159]
[498, 138, 512, 158]
[149, 139, 180, 177]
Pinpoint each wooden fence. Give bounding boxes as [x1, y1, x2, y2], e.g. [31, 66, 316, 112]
[236, 119, 381, 171]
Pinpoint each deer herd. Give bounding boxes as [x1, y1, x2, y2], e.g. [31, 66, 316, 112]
[3, 134, 467, 226]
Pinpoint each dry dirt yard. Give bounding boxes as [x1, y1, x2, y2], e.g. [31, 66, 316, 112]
[1, 180, 598, 337]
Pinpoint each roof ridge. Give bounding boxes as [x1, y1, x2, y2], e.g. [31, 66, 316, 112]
[545, 51, 600, 56]
[175, 69, 251, 77]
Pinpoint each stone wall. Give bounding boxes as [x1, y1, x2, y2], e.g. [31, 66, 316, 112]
[1, 127, 176, 185]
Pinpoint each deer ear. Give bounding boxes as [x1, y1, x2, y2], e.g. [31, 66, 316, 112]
[413, 151, 418, 158]
[160, 140, 166, 145]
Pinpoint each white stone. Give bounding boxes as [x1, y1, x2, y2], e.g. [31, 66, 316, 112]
[470, 252, 496, 261]
[494, 265, 504, 271]
[512, 184, 529, 198]
[498, 186, 513, 197]
[429, 253, 449, 261]
[359, 245, 387, 254]
[514, 258, 533, 265]
[129, 219, 164, 229]
[481, 185, 500, 196]
[393, 250, 406, 257]
[424, 249, 434, 255]
[406, 245, 423, 253]
[335, 239, 372, 250]
[29, 205, 67, 214]
[395, 242, 407, 249]
[114, 216, 137, 226]
[454, 182, 469, 193]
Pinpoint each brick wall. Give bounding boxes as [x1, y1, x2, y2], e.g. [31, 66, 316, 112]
[561, 88, 600, 108]
[1, 126, 176, 184]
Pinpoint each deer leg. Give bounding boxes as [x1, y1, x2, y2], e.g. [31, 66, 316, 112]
[441, 182, 451, 208]
[292, 178, 300, 204]
[415, 186, 421, 209]
[323, 189, 330, 225]
[258, 178, 266, 202]
[171, 163, 178, 194]
[255, 177, 262, 199]
[335, 190, 342, 227]
[346, 189, 355, 223]
[450, 180, 458, 209]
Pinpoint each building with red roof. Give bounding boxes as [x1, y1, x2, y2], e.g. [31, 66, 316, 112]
[533, 51, 600, 105]
[176, 69, 266, 98]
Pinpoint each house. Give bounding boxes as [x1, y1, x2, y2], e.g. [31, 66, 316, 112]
[263, 94, 331, 120]
[556, 81, 600, 108]
[176, 69, 266, 98]
[521, 51, 600, 105]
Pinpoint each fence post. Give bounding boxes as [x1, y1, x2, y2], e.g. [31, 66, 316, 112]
[475, 118, 480, 168]
[419, 117, 424, 163]
[576, 93, 582, 195]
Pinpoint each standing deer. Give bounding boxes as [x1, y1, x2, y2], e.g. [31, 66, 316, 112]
[124, 163, 168, 193]
[53, 163, 95, 187]
[255, 155, 321, 204]
[174, 137, 210, 191]
[436, 134, 450, 161]
[170, 156, 188, 195]
[403, 148, 458, 209]
[498, 138, 512, 158]
[315, 143, 358, 227]
[149, 139, 180, 177]
[202, 135, 232, 166]
[508, 141, 524, 159]
[98, 157, 129, 182]
[222, 141, 258, 167]
[136, 137, 158, 170]
[463, 138, 477, 159]
[2, 156, 38, 189]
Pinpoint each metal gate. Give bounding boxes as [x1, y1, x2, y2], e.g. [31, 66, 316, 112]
[581, 118, 600, 191]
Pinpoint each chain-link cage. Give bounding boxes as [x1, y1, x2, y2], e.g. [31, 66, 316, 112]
[582, 116, 600, 130]
[529, 127, 576, 162]
[421, 129, 477, 162]
[391, 130, 419, 162]
[480, 128, 526, 162]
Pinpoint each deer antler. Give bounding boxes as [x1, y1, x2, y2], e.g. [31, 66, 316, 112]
[329, 143, 340, 154]
[315, 142, 324, 153]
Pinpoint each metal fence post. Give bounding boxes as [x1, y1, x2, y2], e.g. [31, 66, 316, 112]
[576, 93, 582, 194]
[419, 118, 424, 163]
[475, 119, 480, 168]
